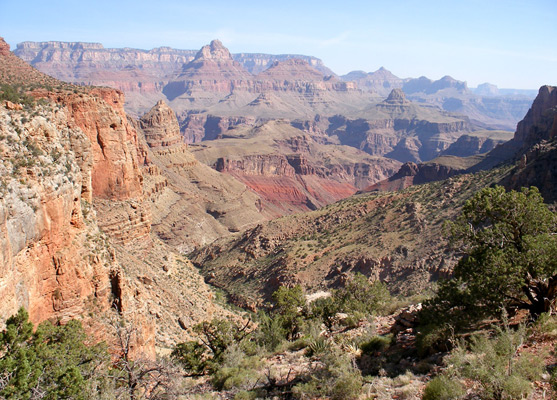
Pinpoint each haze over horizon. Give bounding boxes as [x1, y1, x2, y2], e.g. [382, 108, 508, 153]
[1, 0, 555, 90]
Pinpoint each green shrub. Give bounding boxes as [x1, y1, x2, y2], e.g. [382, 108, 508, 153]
[211, 346, 263, 391]
[171, 341, 208, 376]
[422, 375, 464, 400]
[330, 371, 362, 400]
[254, 310, 287, 351]
[550, 366, 557, 393]
[530, 312, 557, 340]
[416, 323, 453, 357]
[0, 308, 109, 399]
[272, 285, 307, 340]
[334, 273, 392, 316]
[234, 390, 258, 400]
[360, 334, 392, 355]
[293, 347, 362, 400]
[445, 322, 543, 400]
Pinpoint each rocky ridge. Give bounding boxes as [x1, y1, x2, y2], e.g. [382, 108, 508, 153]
[341, 70, 534, 130]
[0, 37, 233, 352]
[190, 167, 511, 306]
[188, 85, 556, 307]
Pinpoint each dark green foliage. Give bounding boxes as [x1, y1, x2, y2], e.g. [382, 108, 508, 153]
[422, 186, 557, 329]
[305, 336, 329, 357]
[293, 348, 362, 400]
[334, 274, 391, 316]
[311, 274, 392, 332]
[422, 375, 464, 400]
[0, 308, 108, 399]
[170, 341, 208, 376]
[359, 335, 392, 355]
[253, 310, 286, 351]
[310, 296, 340, 331]
[271, 285, 307, 340]
[210, 347, 262, 391]
[173, 318, 250, 375]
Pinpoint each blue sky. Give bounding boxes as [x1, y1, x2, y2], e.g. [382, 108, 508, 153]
[1, 0, 555, 89]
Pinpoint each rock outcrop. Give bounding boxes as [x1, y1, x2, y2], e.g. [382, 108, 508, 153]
[514, 86, 557, 147]
[0, 100, 111, 326]
[341, 67, 403, 97]
[190, 171, 505, 305]
[0, 37, 10, 56]
[139, 100, 183, 148]
[440, 134, 503, 157]
[383, 88, 410, 105]
[368, 86, 556, 195]
[501, 85, 557, 202]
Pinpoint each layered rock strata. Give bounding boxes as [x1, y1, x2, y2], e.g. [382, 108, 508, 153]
[0, 40, 230, 352]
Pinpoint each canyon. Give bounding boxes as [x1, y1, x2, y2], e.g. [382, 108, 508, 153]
[2, 32, 553, 366]
[190, 84, 557, 308]
[13, 39, 524, 213]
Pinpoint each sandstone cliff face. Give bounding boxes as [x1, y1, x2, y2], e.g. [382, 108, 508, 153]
[341, 70, 534, 130]
[163, 41, 357, 103]
[514, 86, 557, 147]
[440, 134, 501, 157]
[341, 67, 403, 97]
[1, 42, 235, 352]
[297, 91, 472, 164]
[181, 114, 257, 143]
[15, 41, 195, 94]
[15, 40, 332, 86]
[0, 101, 113, 326]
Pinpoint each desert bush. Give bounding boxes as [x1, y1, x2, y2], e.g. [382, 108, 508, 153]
[271, 285, 307, 340]
[171, 341, 208, 376]
[293, 347, 362, 400]
[445, 321, 543, 400]
[529, 312, 557, 340]
[415, 322, 454, 357]
[422, 375, 464, 400]
[172, 318, 250, 375]
[306, 336, 330, 357]
[253, 309, 287, 351]
[233, 390, 258, 400]
[335, 273, 392, 316]
[211, 344, 263, 391]
[424, 186, 557, 326]
[0, 308, 109, 399]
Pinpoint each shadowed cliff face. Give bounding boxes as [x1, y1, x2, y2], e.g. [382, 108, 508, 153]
[501, 86, 557, 202]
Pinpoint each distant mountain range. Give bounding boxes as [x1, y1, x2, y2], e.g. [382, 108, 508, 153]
[15, 40, 535, 131]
